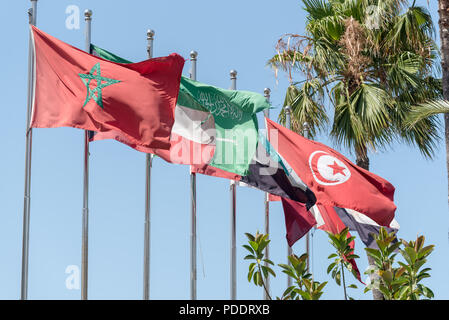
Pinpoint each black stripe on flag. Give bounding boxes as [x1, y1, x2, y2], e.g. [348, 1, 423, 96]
[333, 207, 399, 249]
[240, 140, 316, 209]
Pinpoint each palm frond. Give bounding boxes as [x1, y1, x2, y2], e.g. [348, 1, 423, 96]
[332, 82, 394, 152]
[278, 81, 328, 138]
[406, 100, 449, 127]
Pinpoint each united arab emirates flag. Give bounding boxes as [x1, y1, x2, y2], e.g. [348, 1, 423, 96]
[89, 44, 269, 176]
[238, 136, 316, 208]
[192, 134, 317, 208]
[30, 26, 184, 150]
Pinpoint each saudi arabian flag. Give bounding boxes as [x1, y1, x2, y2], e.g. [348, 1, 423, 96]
[179, 77, 268, 175]
[90, 44, 269, 175]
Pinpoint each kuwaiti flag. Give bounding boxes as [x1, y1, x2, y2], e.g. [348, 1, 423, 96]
[266, 118, 397, 227]
[89, 44, 269, 176]
[30, 26, 184, 150]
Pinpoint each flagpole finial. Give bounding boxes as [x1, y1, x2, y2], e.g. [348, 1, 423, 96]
[84, 9, 92, 20]
[147, 29, 155, 40]
[28, 8, 33, 23]
[190, 51, 198, 60]
[264, 88, 271, 96]
[285, 105, 292, 114]
[230, 70, 237, 79]
[303, 122, 310, 130]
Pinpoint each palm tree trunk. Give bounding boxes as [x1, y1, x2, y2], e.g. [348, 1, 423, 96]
[355, 146, 384, 300]
[438, 0, 449, 232]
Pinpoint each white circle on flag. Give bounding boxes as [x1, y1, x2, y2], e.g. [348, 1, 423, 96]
[308, 151, 351, 186]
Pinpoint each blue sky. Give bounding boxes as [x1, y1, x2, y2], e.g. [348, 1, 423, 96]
[0, 0, 447, 300]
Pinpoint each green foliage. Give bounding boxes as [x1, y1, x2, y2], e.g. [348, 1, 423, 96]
[326, 227, 359, 299]
[243, 232, 275, 299]
[243, 232, 326, 300]
[243, 229, 435, 300]
[278, 254, 327, 300]
[364, 227, 434, 300]
[270, 0, 442, 159]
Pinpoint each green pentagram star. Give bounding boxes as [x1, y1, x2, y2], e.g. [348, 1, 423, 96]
[78, 63, 121, 109]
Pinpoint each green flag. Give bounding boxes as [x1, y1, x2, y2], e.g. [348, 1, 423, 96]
[91, 44, 132, 63]
[90, 44, 270, 175]
[179, 77, 267, 175]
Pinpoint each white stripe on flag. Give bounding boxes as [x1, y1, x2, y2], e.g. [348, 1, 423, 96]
[171, 104, 216, 145]
[345, 208, 400, 229]
[309, 205, 325, 228]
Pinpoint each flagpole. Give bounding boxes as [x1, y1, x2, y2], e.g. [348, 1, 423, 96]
[303, 121, 310, 272]
[189, 50, 198, 300]
[285, 105, 293, 288]
[143, 28, 155, 301]
[230, 69, 237, 300]
[81, 9, 92, 301]
[263, 88, 271, 300]
[21, 0, 37, 300]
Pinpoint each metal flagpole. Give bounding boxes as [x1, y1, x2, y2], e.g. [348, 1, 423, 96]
[21, 0, 37, 300]
[263, 88, 271, 300]
[303, 121, 310, 271]
[143, 29, 155, 301]
[81, 9, 92, 301]
[284, 105, 293, 288]
[190, 50, 198, 300]
[229, 69, 237, 300]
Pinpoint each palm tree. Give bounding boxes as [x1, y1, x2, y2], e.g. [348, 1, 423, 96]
[407, 0, 449, 224]
[270, 0, 442, 299]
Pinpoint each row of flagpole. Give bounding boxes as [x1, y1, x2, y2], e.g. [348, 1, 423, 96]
[19, 1, 297, 300]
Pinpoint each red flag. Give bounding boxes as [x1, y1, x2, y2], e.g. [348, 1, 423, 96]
[316, 204, 363, 283]
[266, 118, 396, 227]
[281, 198, 316, 247]
[190, 164, 241, 181]
[30, 25, 184, 150]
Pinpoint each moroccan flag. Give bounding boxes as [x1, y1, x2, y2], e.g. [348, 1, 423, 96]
[266, 118, 396, 227]
[89, 44, 269, 175]
[30, 26, 184, 150]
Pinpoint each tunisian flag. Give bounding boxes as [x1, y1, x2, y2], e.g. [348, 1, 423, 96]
[266, 118, 396, 227]
[30, 26, 184, 150]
